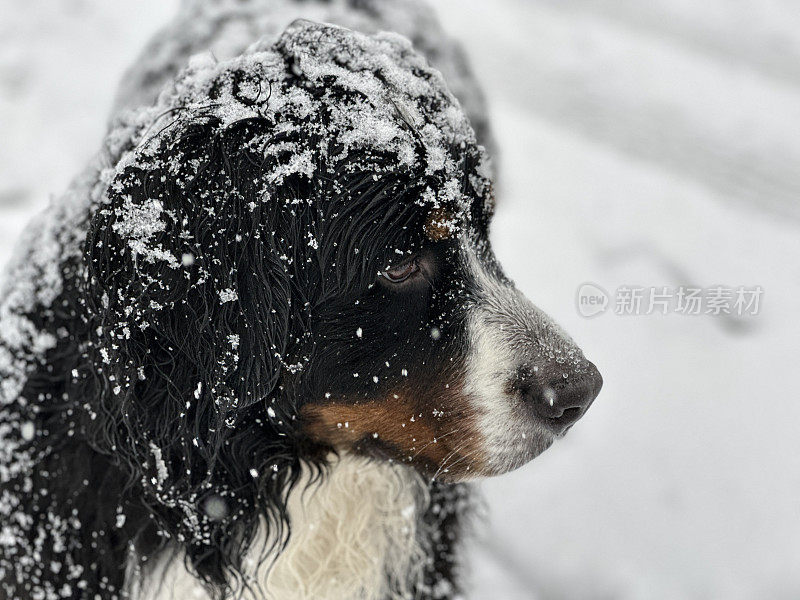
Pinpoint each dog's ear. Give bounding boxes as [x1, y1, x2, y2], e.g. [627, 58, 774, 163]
[85, 116, 297, 450]
[84, 116, 325, 583]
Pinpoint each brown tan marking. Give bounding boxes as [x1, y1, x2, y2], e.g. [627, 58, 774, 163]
[424, 208, 457, 242]
[301, 383, 490, 481]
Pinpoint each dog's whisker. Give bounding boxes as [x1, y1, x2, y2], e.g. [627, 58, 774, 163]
[431, 438, 474, 481]
[410, 428, 462, 459]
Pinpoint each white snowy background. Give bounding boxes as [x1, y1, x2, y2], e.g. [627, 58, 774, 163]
[1, 1, 799, 598]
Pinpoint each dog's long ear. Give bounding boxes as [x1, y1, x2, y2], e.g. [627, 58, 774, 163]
[85, 116, 297, 461]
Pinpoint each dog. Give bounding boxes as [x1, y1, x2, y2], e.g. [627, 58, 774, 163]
[0, 1, 602, 599]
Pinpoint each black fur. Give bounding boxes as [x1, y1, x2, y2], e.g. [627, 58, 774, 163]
[0, 16, 493, 600]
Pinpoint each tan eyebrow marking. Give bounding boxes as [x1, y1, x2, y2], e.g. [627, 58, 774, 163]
[424, 207, 457, 241]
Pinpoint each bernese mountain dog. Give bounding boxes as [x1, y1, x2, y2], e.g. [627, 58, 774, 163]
[0, 1, 602, 599]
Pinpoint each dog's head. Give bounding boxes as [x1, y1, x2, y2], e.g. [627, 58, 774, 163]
[87, 22, 600, 489]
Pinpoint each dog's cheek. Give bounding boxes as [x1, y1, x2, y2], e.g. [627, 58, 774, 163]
[299, 388, 489, 480]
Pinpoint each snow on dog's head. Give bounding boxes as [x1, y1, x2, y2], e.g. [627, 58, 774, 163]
[89, 21, 601, 490]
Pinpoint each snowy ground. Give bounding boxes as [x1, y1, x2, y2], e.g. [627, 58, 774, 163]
[1, 1, 799, 598]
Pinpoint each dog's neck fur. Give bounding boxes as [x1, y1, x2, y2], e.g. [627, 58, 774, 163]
[130, 455, 429, 600]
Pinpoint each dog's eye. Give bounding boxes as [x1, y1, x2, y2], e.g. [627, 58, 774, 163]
[382, 258, 419, 283]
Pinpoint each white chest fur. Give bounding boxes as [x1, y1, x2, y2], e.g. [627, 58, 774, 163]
[130, 455, 429, 600]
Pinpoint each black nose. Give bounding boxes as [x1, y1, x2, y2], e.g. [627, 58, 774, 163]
[518, 361, 602, 435]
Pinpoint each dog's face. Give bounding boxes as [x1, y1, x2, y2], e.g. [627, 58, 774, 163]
[92, 21, 600, 488]
[299, 200, 602, 481]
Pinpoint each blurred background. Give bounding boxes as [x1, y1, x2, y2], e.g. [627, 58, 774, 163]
[1, 1, 798, 598]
